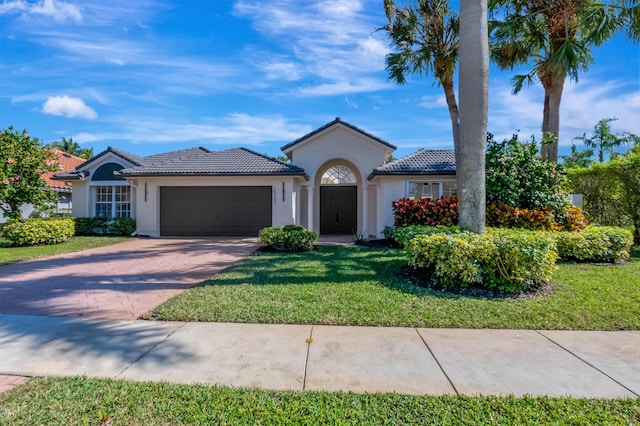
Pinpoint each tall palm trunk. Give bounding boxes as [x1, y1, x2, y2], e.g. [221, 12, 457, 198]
[442, 77, 460, 160]
[458, 0, 489, 234]
[539, 72, 565, 162]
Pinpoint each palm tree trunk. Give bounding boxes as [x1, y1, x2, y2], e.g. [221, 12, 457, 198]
[458, 0, 488, 234]
[540, 73, 565, 162]
[442, 78, 460, 162]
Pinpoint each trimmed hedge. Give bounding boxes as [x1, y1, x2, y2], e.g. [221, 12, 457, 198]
[2, 218, 75, 246]
[258, 225, 318, 252]
[554, 226, 633, 263]
[74, 217, 136, 236]
[392, 225, 460, 247]
[406, 229, 557, 293]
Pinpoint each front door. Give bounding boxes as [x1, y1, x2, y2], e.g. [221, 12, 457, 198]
[320, 186, 357, 234]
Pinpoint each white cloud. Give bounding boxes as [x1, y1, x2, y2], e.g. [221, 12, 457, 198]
[82, 113, 314, 146]
[419, 95, 447, 109]
[298, 78, 389, 96]
[42, 95, 98, 119]
[344, 96, 359, 108]
[73, 132, 100, 143]
[488, 77, 640, 146]
[0, 0, 82, 23]
[234, 0, 389, 94]
[262, 61, 302, 81]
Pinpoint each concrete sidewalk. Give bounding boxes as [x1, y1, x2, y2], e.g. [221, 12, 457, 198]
[0, 314, 638, 398]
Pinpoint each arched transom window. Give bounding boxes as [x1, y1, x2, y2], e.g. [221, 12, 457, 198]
[321, 166, 356, 185]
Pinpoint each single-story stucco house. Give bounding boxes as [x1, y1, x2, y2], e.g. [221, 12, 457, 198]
[54, 118, 456, 238]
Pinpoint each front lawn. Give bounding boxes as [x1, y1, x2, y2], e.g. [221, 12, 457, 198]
[0, 236, 134, 266]
[147, 245, 640, 330]
[0, 377, 638, 425]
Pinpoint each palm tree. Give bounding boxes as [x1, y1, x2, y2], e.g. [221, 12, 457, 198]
[79, 147, 94, 160]
[561, 144, 595, 168]
[574, 117, 640, 163]
[383, 0, 488, 233]
[457, 0, 489, 233]
[383, 0, 460, 157]
[489, 0, 632, 162]
[52, 137, 81, 155]
[52, 137, 94, 159]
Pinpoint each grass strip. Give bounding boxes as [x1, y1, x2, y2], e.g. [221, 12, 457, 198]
[1, 377, 638, 425]
[0, 236, 133, 265]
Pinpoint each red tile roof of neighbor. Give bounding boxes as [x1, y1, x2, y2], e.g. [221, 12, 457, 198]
[44, 149, 85, 191]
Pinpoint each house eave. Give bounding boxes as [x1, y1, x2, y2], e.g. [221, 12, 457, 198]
[367, 170, 457, 181]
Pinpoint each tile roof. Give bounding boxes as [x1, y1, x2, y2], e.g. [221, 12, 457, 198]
[116, 147, 307, 177]
[52, 146, 144, 180]
[54, 146, 307, 180]
[44, 149, 86, 190]
[369, 149, 456, 179]
[280, 117, 397, 152]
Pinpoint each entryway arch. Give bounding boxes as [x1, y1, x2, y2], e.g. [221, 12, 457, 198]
[316, 160, 361, 235]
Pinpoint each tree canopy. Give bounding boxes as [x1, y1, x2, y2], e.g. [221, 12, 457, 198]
[489, 0, 638, 162]
[1, 127, 59, 220]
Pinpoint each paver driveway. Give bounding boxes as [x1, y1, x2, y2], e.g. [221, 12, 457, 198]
[0, 238, 256, 320]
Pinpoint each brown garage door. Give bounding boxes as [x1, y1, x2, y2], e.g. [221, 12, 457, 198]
[160, 186, 272, 236]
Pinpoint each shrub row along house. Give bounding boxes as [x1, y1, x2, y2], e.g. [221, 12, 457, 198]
[54, 118, 456, 237]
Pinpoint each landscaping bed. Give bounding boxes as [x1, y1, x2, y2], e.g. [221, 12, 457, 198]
[145, 245, 640, 330]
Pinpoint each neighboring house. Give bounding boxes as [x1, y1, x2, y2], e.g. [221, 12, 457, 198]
[54, 118, 456, 237]
[43, 149, 86, 215]
[0, 149, 84, 223]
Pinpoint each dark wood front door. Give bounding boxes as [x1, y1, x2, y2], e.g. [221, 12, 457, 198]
[320, 186, 357, 234]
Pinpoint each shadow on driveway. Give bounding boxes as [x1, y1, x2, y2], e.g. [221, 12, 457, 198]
[0, 238, 256, 319]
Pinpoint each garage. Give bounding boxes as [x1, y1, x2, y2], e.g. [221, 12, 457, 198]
[160, 186, 272, 236]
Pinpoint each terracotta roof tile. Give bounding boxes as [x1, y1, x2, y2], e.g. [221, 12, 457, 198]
[44, 149, 85, 190]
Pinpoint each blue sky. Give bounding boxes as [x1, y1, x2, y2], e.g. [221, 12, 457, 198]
[1, 0, 639, 161]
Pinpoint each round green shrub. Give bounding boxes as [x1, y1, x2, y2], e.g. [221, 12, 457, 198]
[258, 225, 318, 252]
[406, 229, 557, 293]
[3, 218, 75, 246]
[392, 225, 460, 247]
[554, 226, 633, 263]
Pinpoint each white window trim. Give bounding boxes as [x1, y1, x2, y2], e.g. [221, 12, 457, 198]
[406, 180, 457, 200]
[90, 182, 131, 218]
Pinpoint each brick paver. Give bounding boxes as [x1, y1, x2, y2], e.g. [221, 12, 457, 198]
[0, 374, 28, 393]
[0, 238, 256, 320]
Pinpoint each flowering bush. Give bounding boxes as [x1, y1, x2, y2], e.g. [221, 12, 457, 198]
[392, 195, 458, 227]
[486, 133, 569, 210]
[1, 127, 59, 220]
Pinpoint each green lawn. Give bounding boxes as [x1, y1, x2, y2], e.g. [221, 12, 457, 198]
[0, 236, 133, 265]
[146, 245, 640, 330]
[0, 377, 638, 425]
